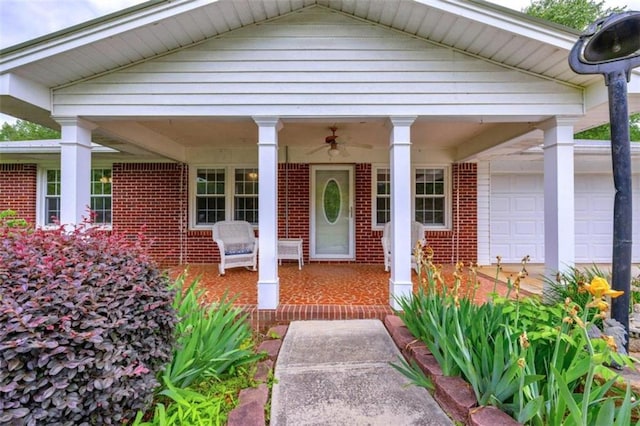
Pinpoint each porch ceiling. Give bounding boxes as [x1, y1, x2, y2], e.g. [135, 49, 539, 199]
[88, 116, 536, 163]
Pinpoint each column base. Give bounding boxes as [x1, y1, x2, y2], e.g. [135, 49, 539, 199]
[389, 279, 413, 310]
[258, 278, 279, 309]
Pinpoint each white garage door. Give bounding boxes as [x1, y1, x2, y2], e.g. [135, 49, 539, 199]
[490, 174, 545, 263]
[490, 174, 640, 264]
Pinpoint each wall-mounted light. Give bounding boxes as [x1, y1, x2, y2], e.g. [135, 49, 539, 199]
[248, 171, 258, 180]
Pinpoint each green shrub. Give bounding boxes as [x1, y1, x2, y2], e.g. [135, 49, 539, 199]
[397, 257, 640, 425]
[162, 273, 262, 389]
[0, 220, 177, 425]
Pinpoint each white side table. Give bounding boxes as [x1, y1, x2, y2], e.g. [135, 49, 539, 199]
[278, 238, 304, 270]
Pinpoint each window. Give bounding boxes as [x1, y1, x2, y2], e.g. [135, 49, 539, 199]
[44, 170, 61, 225]
[415, 168, 446, 226]
[373, 166, 449, 229]
[91, 169, 112, 224]
[196, 169, 226, 225]
[192, 167, 259, 227]
[42, 168, 112, 226]
[234, 168, 259, 224]
[374, 168, 391, 226]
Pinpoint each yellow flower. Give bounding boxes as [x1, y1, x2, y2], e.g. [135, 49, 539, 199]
[517, 358, 526, 369]
[584, 276, 624, 299]
[587, 299, 610, 312]
[602, 335, 618, 352]
[519, 331, 530, 349]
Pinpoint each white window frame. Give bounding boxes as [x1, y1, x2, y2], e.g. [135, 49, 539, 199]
[37, 163, 113, 229]
[189, 165, 259, 230]
[371, 164, 451, 231]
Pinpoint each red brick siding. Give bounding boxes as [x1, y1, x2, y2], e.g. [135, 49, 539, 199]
[8, 161, 476, 266]
[355, 163, 383, 263]
[426, 163, 477, 264]
[0, 164, 37, 224]
[112, 163, 192, 266]
[278, 163, 310, 261]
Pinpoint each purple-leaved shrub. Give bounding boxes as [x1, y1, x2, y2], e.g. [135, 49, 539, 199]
[0, 213, 177, 425]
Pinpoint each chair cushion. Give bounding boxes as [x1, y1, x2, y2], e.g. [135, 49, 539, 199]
[225, 243, 253, 255]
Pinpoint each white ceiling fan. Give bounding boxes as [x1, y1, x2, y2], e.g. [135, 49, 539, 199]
[306, 126, 372, 157]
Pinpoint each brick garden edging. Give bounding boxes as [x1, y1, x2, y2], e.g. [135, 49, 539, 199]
[227, 325, 288, 426]
[384, 315, 522, 426]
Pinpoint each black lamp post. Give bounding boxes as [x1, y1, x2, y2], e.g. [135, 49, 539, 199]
[569, 11, 640, 351]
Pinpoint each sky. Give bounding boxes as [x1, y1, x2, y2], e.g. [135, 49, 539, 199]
[0, 0, 639, 123]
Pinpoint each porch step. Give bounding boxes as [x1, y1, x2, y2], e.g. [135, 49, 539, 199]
[240, 304, 394, 331]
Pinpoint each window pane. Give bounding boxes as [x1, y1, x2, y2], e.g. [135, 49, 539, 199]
[197, 169, 225, 195]
[90, 196, 112, 224]
[235, 168, 258, 195]
[45, 197, 60, 225]
[196, 196, 225, 224]
[234, 196, 258, 224]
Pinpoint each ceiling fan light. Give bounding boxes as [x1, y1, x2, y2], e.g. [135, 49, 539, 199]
[328, 146, 340, 157]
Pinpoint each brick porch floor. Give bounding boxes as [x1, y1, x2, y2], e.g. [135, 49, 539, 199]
[168, 262, 523, 330]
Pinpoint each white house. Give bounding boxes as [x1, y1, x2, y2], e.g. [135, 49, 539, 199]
[1, 0, 639, 309]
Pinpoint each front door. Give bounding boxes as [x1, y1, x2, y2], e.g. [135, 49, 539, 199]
[310, 165, 354, 259]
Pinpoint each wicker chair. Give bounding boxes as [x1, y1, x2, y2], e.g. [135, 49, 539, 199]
[381, 221, 426, 273]
[212, 220, 258, 275]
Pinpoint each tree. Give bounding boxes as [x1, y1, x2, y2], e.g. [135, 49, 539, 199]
[525, 0, 639, 141]
[0, 119, 60, 141]
[575, 114, 640, 140]
[524, 0, 624, 31]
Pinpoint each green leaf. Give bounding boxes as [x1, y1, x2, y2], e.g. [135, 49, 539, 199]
[595, 398, 615, 426]
[517, 395, 543, 424]
[551, 365, 582, 425]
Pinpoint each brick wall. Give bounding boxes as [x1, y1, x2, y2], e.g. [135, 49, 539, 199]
[113, 163, 193, 266]
[0, 164, 37, 224]
[426, 163, 477, 264]
[278, 163, 310, 260]
[2, 161, 476, 266]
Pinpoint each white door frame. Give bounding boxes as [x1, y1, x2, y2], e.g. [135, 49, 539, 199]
[310, 164, 355, 260]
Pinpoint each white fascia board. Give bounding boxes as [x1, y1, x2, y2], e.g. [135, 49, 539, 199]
[583, 82, 607, 112]
[0, 73, 50, 111]
[418, 0, 578, 49]
[0, 0, 221, 72]
[524, 139, 640, 155]
[0, 140, 117, 153]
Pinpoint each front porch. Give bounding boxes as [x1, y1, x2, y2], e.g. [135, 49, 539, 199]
[169, 262, 537, 330]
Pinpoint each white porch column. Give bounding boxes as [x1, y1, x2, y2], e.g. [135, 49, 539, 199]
[542, 117, 575, 293]
[56, 117, 95, 226]
[253, 117, 281, 309]
[476, 160, 492, 266]
[388, 116, 416, 309]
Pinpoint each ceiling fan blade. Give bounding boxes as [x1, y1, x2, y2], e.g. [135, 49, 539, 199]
[306, 144, 328, 155]
[346, 142, 373, 150]
[340, 145, 351, 157]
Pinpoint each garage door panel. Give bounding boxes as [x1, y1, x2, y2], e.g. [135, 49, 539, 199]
[513, 175, 541, 188]
[590, 244, 612, 260]
[575, 221, 588, 234]
[589, 221, 611, 236]
[492, 177, 511, 192]
[513, 197, 537, 212]
[491, 221, 510, 236]
[514, 221, 537, 235]
[491, 197, 510, 213]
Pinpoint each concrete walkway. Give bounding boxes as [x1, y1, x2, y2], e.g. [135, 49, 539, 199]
[270, 319, 453, 425]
